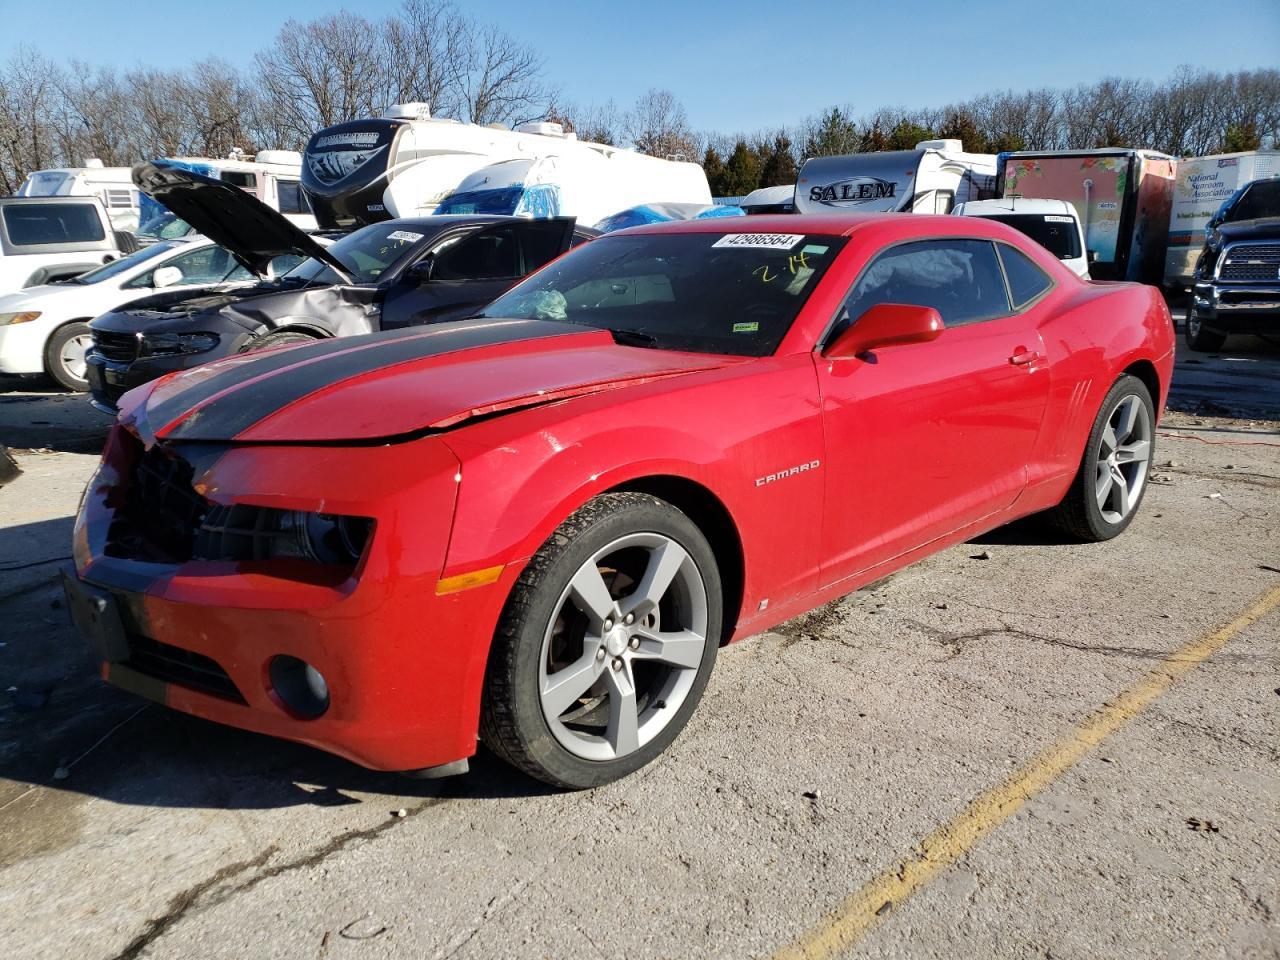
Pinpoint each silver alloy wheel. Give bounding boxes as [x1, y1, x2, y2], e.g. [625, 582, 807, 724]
[538, 532, 708, 762]
[60, 333, 93, 381]
[1095, 394, 1152, 524]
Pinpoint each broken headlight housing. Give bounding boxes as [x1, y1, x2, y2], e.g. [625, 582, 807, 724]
[195, 505, 374, 566]
[142, 332, 220, 357]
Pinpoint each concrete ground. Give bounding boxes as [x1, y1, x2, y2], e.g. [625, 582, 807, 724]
[1, 327, 1277, 960]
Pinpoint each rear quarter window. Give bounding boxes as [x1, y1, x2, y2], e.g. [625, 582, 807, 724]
[997, 244, 1054, 308]
[3, 203, 106, 245]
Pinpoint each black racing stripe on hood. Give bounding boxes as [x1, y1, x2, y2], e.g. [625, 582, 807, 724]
[158, 319, 589, 441]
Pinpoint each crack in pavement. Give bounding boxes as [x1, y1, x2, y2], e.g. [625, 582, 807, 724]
[899, 618, 1194, 663]
[107, 795, 452, 960]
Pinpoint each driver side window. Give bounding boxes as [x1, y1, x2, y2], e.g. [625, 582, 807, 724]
[835, 239, 1011, 338]
[431, 227, 521, 281]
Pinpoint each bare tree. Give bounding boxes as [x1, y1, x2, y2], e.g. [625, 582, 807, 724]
[626, 89, 696, 159]
[451, 23, 546, 126]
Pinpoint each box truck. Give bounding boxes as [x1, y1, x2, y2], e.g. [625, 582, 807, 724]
[998, 149, 1176, 284]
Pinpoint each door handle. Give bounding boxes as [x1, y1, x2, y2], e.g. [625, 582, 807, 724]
[1009, 348, 1041, 366]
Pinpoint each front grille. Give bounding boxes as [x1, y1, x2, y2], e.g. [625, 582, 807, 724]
[92, 329, 141, 362]
[1220, 243, 1280, 282]
[125, 634, 245, 703]
[106, 445, 209, 562]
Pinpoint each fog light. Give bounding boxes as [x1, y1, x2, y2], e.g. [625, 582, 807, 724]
[269, 655, 330, 718]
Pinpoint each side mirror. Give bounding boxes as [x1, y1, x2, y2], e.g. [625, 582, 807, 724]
[152, 265, 184, 289]
[407, 256, 435, 284]
[1087, 250, 1099, 264]
[823, 303, 944, 359]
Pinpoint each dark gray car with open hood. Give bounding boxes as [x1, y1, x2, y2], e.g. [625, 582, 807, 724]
[86, 162, 590, 411]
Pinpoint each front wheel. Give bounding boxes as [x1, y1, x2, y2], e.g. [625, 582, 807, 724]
[1185, 304, 1226, 352]
[44, 322, 93, 392]
[481, 492, 722, 789]
[1044, 374, 1155, 542]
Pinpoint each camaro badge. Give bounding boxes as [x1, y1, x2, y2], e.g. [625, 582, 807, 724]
[755, 460, 821, 487]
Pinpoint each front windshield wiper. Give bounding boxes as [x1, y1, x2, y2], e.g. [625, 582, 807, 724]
[609, 329, 659, 348]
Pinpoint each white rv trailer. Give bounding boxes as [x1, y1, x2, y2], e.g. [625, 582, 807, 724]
[301, 103, 711, 230]
[17, 160, 139, 231]
[1164, 150, 1280, 290]
[793, 140, 997, 216]
[137, 150, 316, 234]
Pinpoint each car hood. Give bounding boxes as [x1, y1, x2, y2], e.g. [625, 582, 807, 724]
[1212, 218, 1280, 244]
[122, 319, 734, 445]
[133, 162, 351, 280]
[91, 282, 329, 333]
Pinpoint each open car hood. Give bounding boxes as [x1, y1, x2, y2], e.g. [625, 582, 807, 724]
[121, 319, 733, 445]
[132, 162, 352, 280]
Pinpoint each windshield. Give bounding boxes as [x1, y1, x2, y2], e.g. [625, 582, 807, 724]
[283, 221, 427, 285]
[2, 203, 105, 245]
[436, 186, 525, 216]
[66, 242, 179, 284]
[137, 212, 194, 240]
[480, 231, 846, 357]
[983, 213, 1081, 260]
[1227, 179, 1280, 222]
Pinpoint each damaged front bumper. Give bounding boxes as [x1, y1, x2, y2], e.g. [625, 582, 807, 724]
[66, 424, 511, 772]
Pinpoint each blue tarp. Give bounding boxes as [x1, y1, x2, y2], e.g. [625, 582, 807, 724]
[137, 159, 218, 230]
[594, 203, 745, 233]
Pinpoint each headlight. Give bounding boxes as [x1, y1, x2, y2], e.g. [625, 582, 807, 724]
[273, 511, 374, 565]
[141, 332, 220, 356]
[195, 505, 373, 566]
[0, 311, 41, 325]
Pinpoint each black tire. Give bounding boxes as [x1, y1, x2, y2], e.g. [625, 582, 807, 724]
[242, 330, 319, 353]
[1044, 374, 1155, 542]
[480, 492, 722, 789]
[43, 321, 93, 392]
[1185, 304, 1226, 352]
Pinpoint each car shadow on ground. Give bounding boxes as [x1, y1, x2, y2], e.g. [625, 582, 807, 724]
[0, 376, 109, 454]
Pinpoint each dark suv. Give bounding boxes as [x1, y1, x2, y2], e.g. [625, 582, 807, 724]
[87, 163, 591, 411]
[1187, 177, 1280, 351]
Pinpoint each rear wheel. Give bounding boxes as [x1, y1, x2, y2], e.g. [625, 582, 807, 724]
[44, 322, 93, 392]
[481, 492, 722, 789]
[1045, 374, 1154, 542]
[242, 330, 319, 353]
[1185, 304, 1226, 352]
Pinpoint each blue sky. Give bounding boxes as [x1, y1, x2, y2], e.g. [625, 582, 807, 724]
[2, 0, 1277, 132]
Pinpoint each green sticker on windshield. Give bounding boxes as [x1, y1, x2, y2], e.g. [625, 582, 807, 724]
[733, 321, 759, 333]
[802, 245, 829, 255]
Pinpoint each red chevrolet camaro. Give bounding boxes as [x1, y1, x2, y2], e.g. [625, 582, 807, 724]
[65, 214, 1175, 788]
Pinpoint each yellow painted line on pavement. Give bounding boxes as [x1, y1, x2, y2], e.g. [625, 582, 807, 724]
[769, 583, 1280, 960]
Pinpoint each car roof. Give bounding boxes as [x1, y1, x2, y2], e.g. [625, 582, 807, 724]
[603, 212, 1021, 241]
[957, 198, 1076, 215]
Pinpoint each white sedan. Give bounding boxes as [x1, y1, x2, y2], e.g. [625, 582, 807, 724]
[0, 238, 304, 391]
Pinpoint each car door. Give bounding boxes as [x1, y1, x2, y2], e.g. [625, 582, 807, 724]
[379, 218, 576, 330]
[816, 237, 1052, 587]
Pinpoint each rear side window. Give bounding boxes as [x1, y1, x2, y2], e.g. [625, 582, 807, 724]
[842, 238, 1011, 331]
[997, 244, 1053, 308]
[2, 203, 105, 245]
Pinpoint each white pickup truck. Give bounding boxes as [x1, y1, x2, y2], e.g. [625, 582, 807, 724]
[0, 196, 130, 295]
[952, 197, 1090, 278]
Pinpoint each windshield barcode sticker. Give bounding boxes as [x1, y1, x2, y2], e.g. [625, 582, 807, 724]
[1045, 215, 1073, 223]
[386, 230, 424, 242]
[713, 233, 806, 250]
